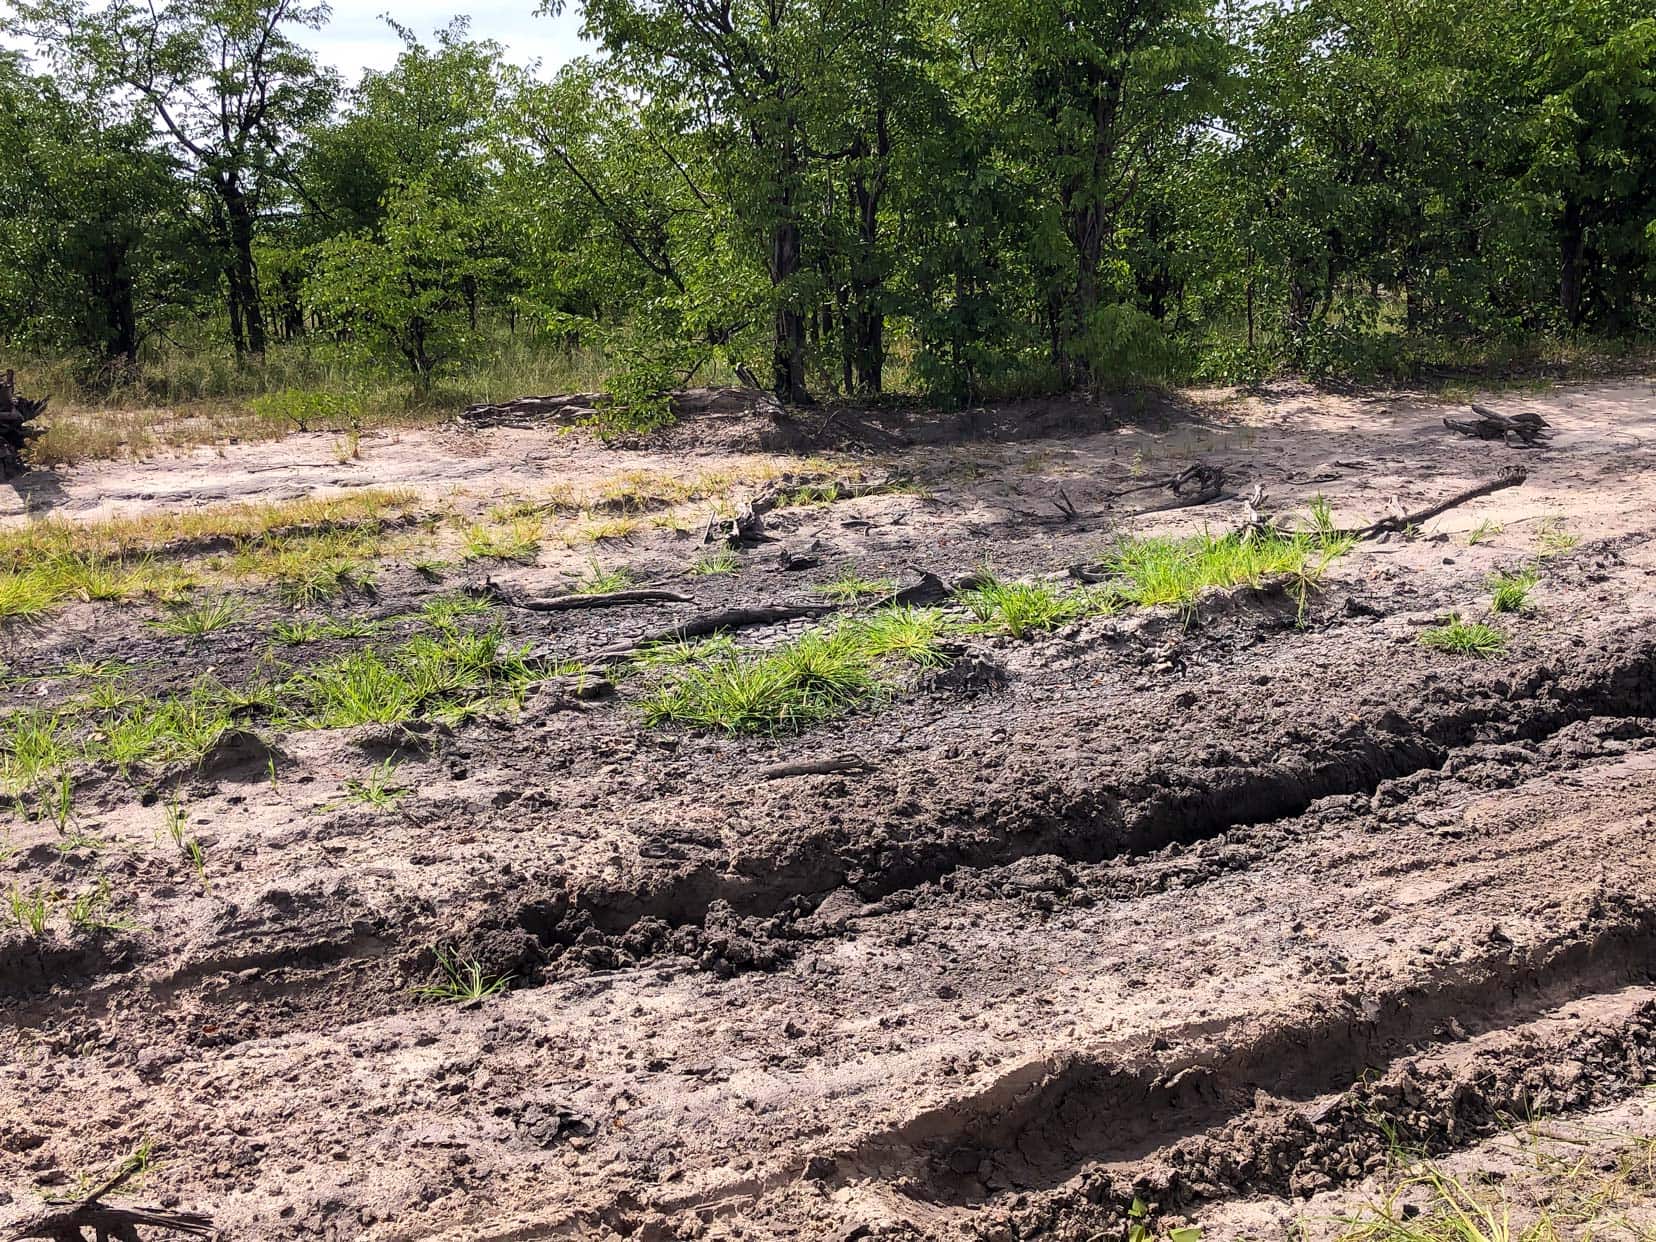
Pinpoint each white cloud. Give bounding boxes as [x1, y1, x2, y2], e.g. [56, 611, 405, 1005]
[1, 0, 594, 83]
[307, 0, 593, 79]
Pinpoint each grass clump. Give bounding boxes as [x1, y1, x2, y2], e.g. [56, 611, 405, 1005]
[272, 615, 383, 644]
[151, 595, 242, 637]
[574, 560, 634, 594]
[692, 548, 739, 577]
[1488, 567, 1538, 613]
[1534, 517, 1579, 558]
[959, 575, 1100, 638]
[640, 608, 952, 733]
[419, 594, 494, 627]
[461, 518, 542, 563]
[813, 571, 897, 604]
[1466, 518, 1503, 546]
[1421, 614, 1506, 657]
[293, 626, 538, 728]
[335, 758, 408, 810]
[1103, 526, 1353, 613]
[411, 945, 511, 1003]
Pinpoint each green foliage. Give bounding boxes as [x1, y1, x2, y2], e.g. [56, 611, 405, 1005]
[1489, 567, 1538, 613]
[411, 945, 511, 1002]
[958, 576, 1102, 639]
[1421, 615, 1507, 657]
[4, 0, 1653, 402]
[249, 390, 364, 433]
[639, 609, 951, 733]
[150, 596, 242, 637]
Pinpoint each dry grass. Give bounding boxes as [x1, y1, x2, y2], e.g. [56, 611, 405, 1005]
[0, 489, 420, 569]
[0, 490, 420, 622]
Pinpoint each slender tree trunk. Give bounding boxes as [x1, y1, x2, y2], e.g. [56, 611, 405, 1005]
[221, 177, 265, 357]
[94, 239, 139, 366]
[1560, 197, 1585, 329]
[848, 110, 889, 395]
[770, 215, 808, 402]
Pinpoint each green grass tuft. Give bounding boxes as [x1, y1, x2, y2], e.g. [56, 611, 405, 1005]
[1488, 567, 1538, 614]
[1421, 614, 1506, 656]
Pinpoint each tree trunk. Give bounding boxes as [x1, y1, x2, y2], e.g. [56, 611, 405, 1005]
[848, 111, 889, 395]
[221, 177, 265, 357]
[92, 239, 139, 366]
[1559, 197, 1585, 329]
[770, 217, 808, 402]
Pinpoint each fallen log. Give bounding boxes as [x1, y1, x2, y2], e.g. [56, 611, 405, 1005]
[498, 587, 696, 612]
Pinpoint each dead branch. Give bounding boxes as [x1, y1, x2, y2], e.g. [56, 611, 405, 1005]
[11, 1167, 211, 1242]
[1346, 467, 1527, 539]
[582, 602, 838, 663]
[575, 568, 946, 664]
[509, 588, 696, 612]
[759, 754, 871, 780]
[1443, 403, 1552, 447]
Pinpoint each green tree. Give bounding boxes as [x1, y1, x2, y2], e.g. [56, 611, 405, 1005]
[0, 52, 204, 369]
[305, 180, 499, 385]
[8, 0, 337, 358]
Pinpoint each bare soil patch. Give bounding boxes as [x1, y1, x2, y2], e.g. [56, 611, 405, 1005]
[3, 377, 1655, 1240]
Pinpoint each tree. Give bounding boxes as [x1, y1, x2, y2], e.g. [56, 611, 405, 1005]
[305, 180, 499, 385]
[8, 0, 337, 358]
[0, 52, 204, 369]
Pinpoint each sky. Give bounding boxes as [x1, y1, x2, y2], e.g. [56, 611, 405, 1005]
[309, 1, 592, 80]
[1, 0, 595, 84]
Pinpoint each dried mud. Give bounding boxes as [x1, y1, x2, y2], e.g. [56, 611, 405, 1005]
[3, 378, 1656, 1240]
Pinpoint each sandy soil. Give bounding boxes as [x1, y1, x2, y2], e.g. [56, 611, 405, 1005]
[2, 378, 1655, 1240]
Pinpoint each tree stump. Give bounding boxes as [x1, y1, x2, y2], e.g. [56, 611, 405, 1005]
[0, 369, 48, 480]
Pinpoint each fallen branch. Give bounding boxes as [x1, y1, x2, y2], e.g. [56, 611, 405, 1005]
[12, 1165, 212, 1242]
[509, 588, 696, 612]
[759, 754, 871, 780]
[1044, 462, 1228, 524]
[1346, 467, 1527, 539]
[583, 602, 837, 663]
[576, 569, 947, 664]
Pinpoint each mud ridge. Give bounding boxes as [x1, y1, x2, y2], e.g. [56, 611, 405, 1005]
[525, 635, 1656, 966]
[844, 895, 1656, 1205]
[1002, 989, 1656, 1239]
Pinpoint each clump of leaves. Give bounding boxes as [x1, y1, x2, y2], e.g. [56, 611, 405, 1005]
[411, 945, 511, 1003]
[1421, 615, 1506, 657]
[1488, 566, 1538, 613]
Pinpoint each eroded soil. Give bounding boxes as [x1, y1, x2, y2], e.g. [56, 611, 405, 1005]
[3, 378, 1656, 1240]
